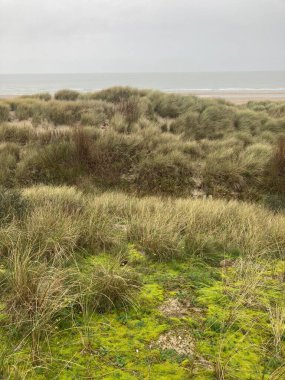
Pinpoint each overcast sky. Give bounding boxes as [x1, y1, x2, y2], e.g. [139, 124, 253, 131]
[0, 0, 284, 73]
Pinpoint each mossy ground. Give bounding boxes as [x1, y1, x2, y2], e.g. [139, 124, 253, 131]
[1, 246, 284, 379]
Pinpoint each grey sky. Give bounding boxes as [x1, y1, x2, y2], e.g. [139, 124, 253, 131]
[0, 0, 284, 73]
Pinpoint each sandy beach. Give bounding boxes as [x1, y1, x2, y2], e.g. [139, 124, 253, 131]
[178, 90, 285, 104]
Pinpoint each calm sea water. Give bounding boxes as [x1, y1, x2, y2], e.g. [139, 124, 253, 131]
[0, 72, 285, 96]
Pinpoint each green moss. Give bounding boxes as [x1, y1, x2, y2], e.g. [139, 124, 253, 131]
[139, 283, 164, 308]
[0, 250, 284, 379]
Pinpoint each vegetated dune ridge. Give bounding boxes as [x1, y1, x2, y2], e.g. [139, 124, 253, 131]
[0, 87, 284, 379]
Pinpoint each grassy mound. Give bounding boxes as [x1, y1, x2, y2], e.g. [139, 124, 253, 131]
[0, 88, 284, 201]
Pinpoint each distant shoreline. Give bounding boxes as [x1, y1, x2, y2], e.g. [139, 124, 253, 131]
[180, 90, 285, 104]
[1, 89, 285, 104]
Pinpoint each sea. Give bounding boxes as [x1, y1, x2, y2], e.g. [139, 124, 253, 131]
[0, 71, 285, 96]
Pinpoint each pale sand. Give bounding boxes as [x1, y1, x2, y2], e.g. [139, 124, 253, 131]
[182, 90, 285, 104]
[1, 90, 285, 104]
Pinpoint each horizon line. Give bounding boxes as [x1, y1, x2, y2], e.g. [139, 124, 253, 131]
[1, 70, 285, 75]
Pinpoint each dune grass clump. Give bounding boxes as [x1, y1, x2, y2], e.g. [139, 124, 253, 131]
[0, 143, 20, 187]
[0, 246, 78, 356]
[0, 187, 27, 225]
[150, 92, 192, 118]
[80, 99, 114, 126]
[170, 111, 200, 136]
[22, 185, 84, 212]
[23, 203, 83, 262]
[54, 89, 79, 101]
[88, 131, 143, 185]
[135, 151, 194, 195]
[200, 105, 235, 139]
[91, 86, 147, 103]
[46, 101, 82, 125]
[179, 198, 271, 258]
[80, 256, 141, 312]
[264, 135, 285, 194]
[21, 93, 52, 102]
[13, 99, 45, 122]
[16, 142, 80, 185]
[127, 200, 184, 260]
[0, 103, 10, 123]
[235, 109, 264, 133]
[0, 124, 33, 144]
[117, 96, 142, 125]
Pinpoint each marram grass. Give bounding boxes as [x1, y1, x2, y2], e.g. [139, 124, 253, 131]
[0, 88, 284, 378]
